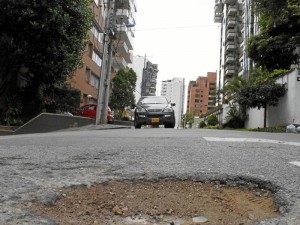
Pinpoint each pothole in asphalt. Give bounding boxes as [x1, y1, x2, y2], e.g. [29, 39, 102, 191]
[29, 179, 279, 225]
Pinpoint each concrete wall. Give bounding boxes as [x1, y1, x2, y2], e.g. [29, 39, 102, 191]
[245, 107, 265, 128]
[245, 69, 300, 128]
[13, 113, 94, 135]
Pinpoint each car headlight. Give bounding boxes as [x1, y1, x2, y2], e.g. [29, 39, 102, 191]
[163, 107, 173, 112]
[136, 107, 146, 113]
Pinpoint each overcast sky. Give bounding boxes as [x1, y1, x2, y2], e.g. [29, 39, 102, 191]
[133, 0, 221, 92]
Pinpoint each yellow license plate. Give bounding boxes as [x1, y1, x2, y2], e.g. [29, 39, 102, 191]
[151, 118, 159, 123]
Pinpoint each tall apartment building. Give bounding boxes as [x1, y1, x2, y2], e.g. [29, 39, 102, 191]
[69, 0, 137, 106]
[161, 77, 185, 128]
[214, 0, 258, 94]
[187, 72, 217, 116]
[141, 61, 158, 96]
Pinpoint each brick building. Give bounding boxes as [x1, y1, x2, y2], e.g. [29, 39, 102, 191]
[68, 0, 137, 106]
[187, 72, 217, 116]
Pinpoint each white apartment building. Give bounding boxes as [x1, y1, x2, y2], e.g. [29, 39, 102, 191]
[112, 0, 137, 71]
[161, 77, 185, 128]
[214, 0, 259, 90]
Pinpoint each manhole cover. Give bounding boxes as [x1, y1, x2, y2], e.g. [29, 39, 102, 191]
[30, 180, 279, 225]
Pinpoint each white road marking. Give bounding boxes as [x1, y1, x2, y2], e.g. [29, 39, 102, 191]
[203, 137, 300, 147]
[289, 161, 300, 167]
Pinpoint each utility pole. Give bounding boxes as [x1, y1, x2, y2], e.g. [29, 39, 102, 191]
[96, 0, 116, 125]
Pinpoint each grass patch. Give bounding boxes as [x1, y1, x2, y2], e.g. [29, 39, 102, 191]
[237, 126, 286, 133]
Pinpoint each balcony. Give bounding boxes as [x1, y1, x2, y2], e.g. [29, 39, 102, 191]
[115, 24, 134, 50]
[114, 40, 128, 54]
[214, 12, 223, 23]
[115, 0, 137, 11]
[215, 0, 222, 13]
[238, 69, 244, 77]
[123, 51, 133, 64]
[226, 29, 236, 40]
[115, 9, 130, 24]
[239, 20, 244, 31]
[225, 66, 236, 77]
[226, 42, 236, 51]
[224, 0, 236, 5]
[225, 55, 235, 64]
[227, 17, 237, 28]
[112, 56, 127, 70]
[227, 6, 237, 16]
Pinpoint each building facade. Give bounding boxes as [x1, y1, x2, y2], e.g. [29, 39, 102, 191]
[160, 77, 185, 128]
[68, 0, 137, 106]
[141, 61, 158, 96]
[187, 72, 217, 116]
[214, 0, 258, 95]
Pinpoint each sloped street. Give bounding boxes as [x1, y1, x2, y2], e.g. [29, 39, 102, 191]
[0, 128, 299, 224]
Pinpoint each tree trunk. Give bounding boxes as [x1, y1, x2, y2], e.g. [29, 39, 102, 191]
[263, 105, 267, 128]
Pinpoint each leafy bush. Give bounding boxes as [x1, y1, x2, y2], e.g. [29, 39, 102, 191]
[1, 95, 23, 126]
[199, 121, 206, 128]
[42, 85, 81, 114]
[207, 125, 218, 129]
[225, 105, 246, 128]
[207, 114, 218, 126]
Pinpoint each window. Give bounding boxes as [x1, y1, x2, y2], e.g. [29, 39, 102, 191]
[85, 68, 90, 81]
[90, 73, 99, 88]
[91, 25, 104, 43]
[92, 51, 102, 67]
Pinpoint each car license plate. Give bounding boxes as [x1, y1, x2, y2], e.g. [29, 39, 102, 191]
[151, 118, 159, 123]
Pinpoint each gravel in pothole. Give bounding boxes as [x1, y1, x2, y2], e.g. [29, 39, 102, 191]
[29, 180, 279, 225]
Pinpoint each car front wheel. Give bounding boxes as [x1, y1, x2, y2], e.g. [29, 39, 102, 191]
[134, 120, 141, 129]
[165, 123, 175, 128]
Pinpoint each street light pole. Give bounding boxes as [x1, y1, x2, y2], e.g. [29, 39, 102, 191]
[96, 0, 116, 125]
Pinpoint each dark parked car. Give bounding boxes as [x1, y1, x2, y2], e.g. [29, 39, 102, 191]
[77, 104, 114, 124]
[134, 96, 175, 128]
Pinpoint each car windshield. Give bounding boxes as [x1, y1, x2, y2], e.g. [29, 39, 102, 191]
[139, 97, 168, 104]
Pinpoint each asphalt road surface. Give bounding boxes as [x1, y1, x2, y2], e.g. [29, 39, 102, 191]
[0, 128, 299, 224]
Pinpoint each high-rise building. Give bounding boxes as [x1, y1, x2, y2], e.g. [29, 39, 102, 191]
[187, 72, 217, 116]
[141, 61, 158, 96]
[129, 56, 145, 103]
[214, 0, 258, 97]
[161, 77, 185, 128]
[68, 0, 137, 106]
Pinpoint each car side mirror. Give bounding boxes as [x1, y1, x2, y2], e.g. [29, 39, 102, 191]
[171, 103, 176, 106]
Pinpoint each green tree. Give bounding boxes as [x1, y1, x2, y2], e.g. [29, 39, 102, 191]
[181, 112, 194, 128]
[248, 0, 300, 71]
[223, 76, 248, 102]
[110, 69, 137, 119]
[0, 0, 93, 117]
[237, 81, 286, 128]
